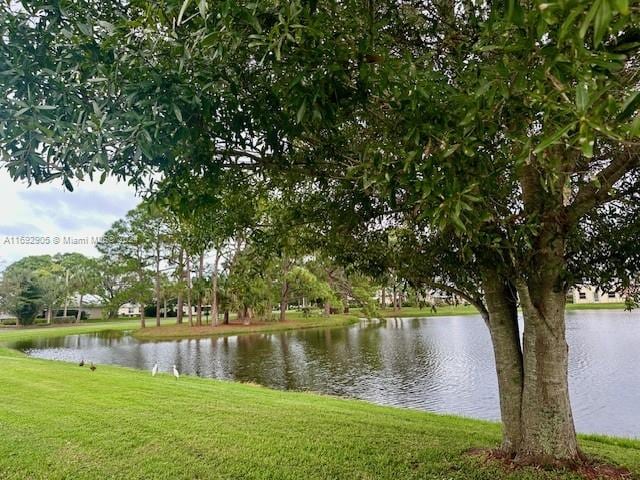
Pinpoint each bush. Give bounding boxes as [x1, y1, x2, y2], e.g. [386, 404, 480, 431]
[54, 309, 87, 320]
[1, 318, 17, 326]
[52, 316, 76, 324]
[34, 318, 48, 325]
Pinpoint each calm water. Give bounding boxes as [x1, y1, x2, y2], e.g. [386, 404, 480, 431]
[13, 310, 640, 438]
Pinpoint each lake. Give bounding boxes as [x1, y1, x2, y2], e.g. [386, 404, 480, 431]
[12, 309, 640, 438]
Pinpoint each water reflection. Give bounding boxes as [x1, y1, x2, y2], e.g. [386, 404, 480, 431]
[13, 310, 640, 438]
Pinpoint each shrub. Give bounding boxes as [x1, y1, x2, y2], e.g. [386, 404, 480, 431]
[52, 316, 76, 324]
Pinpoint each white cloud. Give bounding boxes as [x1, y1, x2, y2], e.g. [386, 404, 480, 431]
[0, 170, 140, 264]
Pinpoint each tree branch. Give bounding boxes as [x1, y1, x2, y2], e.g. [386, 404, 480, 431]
[568, 147, 640, 224]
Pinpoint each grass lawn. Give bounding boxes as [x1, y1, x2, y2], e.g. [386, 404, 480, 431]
[566, 302, 628, 310]
[374, 302, 627, 319]
[0, 347, 638, 480]
[0, 317, 175, 344]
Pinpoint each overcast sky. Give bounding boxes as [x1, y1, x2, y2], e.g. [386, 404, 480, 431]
[0, 169, 140, 267]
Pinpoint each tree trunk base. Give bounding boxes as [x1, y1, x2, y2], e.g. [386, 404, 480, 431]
[468, 448, 630, 479]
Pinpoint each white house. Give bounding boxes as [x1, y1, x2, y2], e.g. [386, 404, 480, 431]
[118, 303, 143, 317]
[568, 285, 623, 304]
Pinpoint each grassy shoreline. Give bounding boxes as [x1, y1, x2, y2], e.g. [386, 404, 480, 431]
[1, 305, 638, 478]
[133, 314, 360, 340]
[0, 303, 629, 345]
[0, 347, 638, 480]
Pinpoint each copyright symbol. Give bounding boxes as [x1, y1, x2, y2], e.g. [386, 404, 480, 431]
[53, 237, 60, 244]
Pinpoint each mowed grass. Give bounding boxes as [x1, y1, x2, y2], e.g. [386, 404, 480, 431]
[0, 348, 639, 480]
[0, 317, 173, 344]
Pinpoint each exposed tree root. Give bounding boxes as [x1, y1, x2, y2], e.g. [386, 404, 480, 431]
[467, 447, 635, 480]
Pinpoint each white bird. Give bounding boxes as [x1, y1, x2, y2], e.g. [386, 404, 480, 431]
[173, 364, 180, 380]
[151, 363, 158, 377]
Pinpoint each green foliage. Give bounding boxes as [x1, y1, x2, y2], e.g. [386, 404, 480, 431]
[0, 268, 43, 325]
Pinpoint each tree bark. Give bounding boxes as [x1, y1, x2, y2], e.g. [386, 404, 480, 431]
[211, 249, 219, 326]
[155, 244, 161, 327]
[381, 286, 386, 308]
[196, 252, 204, 327]
[223, 310, 229, 325]
[392, 285, 399, 312]
[517, 277, 578, 461]
[63, 270, 69, 317]
[505, 153, 579, 463]
[47, 306, 53, 324]
[482, 270, 524, 455]
[186, 255, 193, 327]
[177, 248, 184, 324]
[280, 283, 289, 322]
[76, 294, 83, 323]
[139, 303, 145, 329]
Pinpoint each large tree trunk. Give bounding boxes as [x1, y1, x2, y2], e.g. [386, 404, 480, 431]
[516, 274, 578, 461]
[500, 156, 579, 464]
[482, 270, 524, 456]
[47, 306, 53, 324]
[381, 286, 386, 309]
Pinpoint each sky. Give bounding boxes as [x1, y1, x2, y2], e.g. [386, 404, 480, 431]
[0, 169, 140, 268]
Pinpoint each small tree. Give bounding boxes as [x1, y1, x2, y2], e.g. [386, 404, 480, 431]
[0, 268, 43, 326]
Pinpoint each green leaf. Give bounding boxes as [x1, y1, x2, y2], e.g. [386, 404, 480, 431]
[442, 144, 460, 158]
[579, 0, 600, 40]
[579, 135, 594, 157]
[613, 0, 629, 15]
[173, 105, 183, 123]
[618, 91, 640, 120]
[77, 22, 92, 37]
[593, 0, 612, 47]
[198, 0, 208, 18]
[63, 177, 74, 192]
[178, 0, 191, 25]
[296, 100, 306, 124]
[576, 82, 589, 113]
[506, 0, 525, 25]
[533, 122, 577, 154]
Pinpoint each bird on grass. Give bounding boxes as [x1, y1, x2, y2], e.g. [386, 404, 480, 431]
[173, 365, 180, 380]
[89, 362, 96, 371]
[151, 363, 158, 377]
[79, 359, 85, 367]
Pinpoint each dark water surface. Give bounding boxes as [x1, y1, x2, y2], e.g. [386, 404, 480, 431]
[13, 310, 640, 438]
